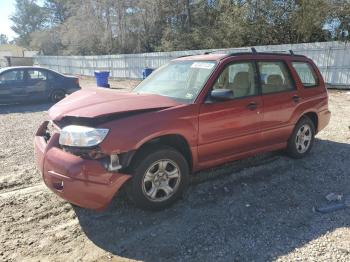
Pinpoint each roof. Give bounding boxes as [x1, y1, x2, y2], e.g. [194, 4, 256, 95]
[0, 66, 49, 71]
[0, 66, 64, 76]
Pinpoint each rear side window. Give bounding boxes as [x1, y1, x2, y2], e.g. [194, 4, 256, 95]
[258, 61, 294, 94]
[27, 70, 47, 80]
[292, 62, 318, 88]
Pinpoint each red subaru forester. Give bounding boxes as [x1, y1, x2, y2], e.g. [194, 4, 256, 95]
[34, 50, 331, 210]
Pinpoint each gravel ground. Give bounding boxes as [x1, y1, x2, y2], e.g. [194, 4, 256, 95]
[0, 82, 349, 261]
[77, 77, 140, 90]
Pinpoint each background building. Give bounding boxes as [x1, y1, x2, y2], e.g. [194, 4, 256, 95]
[0, 44, 38, 67]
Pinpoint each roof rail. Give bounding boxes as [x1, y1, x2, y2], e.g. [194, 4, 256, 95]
[177, 48, 302, 59]
[225, 47, 260, 57]
[258, 49, 295, 55]
[204, 47, 255, 55]
[222, 48, 301, 59]
[203, 49, 229, 54]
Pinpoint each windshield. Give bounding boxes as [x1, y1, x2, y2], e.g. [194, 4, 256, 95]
[133, 61, 217, 103]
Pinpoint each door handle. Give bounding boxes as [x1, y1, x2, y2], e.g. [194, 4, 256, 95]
[292, 95, 300, 103]
[246, 102, 258, 110]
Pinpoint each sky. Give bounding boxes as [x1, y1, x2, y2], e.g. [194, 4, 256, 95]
[0, 0, 16, 40]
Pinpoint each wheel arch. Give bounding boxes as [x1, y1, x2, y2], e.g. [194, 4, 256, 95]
[127, 134, 193, 172]
[49, 88, 67, 102]
[301, 111, 318, 133]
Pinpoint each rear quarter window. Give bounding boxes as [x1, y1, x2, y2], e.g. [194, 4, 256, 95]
[258, 61, 295, 94]
[46, 71, 57, 80]
[292, 62, 318, 88]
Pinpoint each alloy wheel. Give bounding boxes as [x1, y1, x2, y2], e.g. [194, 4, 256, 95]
[295, 124, 312, 153]
[141, 159, 181, 202]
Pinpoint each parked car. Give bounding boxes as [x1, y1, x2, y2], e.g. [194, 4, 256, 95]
[0, 66, 81, 104]
[34, 50, 331, 211]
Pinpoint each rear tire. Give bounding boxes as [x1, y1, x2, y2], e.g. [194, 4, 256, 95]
[287, 116, 315, 159]
[126, 145, 189, 211]
[50, 89, 66, 103]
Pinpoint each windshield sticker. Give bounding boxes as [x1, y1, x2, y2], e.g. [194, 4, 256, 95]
[191, 62, 215, 69]
[185, 93, 194, 99]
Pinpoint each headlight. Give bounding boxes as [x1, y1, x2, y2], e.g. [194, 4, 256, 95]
[59, 125, 109, 147]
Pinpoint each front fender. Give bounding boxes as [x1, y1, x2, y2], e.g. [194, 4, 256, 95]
[97, 104, 199, 155]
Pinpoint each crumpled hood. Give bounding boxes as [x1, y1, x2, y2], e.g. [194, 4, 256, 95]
[49, 88, 180, 121]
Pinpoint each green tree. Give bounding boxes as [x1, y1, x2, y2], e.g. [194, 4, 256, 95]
[293, 0, 330, 42]
[30, 27, 62, 54]
[10, 0, 47, 47]
[328, 0, 350, 41]
[44, 0, 70, 25]
[12, 0, 350, 55]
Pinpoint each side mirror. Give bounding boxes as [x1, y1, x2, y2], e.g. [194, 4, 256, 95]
[210, 89, 233, 101]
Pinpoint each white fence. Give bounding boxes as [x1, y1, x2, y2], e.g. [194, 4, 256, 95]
[34, 41, 350, 87]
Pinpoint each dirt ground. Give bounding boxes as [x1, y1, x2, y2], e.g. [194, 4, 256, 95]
[0, 80, 350, 261]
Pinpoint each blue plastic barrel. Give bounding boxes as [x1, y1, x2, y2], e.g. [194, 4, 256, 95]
[142, 68, 154, 79]
[94, 71, 110, 87]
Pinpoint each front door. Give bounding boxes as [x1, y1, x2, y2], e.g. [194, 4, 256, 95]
[198, 61, 262, 167]
[25, 69, 48, 100]
[0, 69, 26, 103]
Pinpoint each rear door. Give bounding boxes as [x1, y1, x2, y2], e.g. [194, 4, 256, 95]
[25, 69, 48, 100]
[0, 69, 26, 102]
[258, 60, 300, 146]
[46, 70, 60, 91]
[198, 61, 263, 166]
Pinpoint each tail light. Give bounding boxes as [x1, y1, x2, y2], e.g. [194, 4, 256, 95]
[75, 78, 80, 86]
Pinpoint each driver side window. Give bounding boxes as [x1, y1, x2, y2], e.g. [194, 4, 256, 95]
[0, 70, 24, 82]
[213, 62, 258, 98]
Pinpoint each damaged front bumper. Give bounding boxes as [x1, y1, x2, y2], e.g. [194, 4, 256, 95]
[34, 121, 131, 210]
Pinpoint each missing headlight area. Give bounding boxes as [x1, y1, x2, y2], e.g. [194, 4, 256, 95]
[62, 146, 123, 172]
[107, 154, 122, 171]
[61, 145, 106, 159]
[40, 114, 141, 173]
[44, 120, 61, 141]
[41, 118, 132, 172]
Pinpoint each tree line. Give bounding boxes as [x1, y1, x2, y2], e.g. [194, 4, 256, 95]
[9, 0, 350, 55]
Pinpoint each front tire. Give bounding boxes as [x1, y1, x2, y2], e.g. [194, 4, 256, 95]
[287, 116, 315, 159]
[127, 145, 189, 210]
